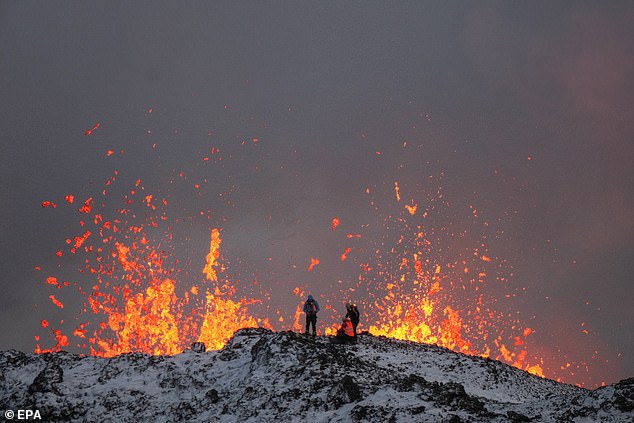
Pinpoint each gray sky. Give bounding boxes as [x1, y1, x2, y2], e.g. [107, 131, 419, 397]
[1, 1, 632, 387]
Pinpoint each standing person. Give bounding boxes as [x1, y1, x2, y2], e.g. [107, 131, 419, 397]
[345, 303, 360, 337]
[303, 294, 320, 336]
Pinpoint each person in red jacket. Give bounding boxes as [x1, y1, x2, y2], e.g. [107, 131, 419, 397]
[335, 317, 356, 343]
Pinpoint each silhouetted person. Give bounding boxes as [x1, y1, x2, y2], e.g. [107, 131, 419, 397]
[345, 303, 360, 337]
[303, 294, 320, 336]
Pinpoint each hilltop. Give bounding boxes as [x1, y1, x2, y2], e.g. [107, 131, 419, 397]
[1, 328, 632, 422]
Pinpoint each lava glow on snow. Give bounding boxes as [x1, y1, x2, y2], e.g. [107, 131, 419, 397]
[35, 122, 598, 388]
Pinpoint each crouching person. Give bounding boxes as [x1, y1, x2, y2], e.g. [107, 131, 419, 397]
[335, 317, 356, 343]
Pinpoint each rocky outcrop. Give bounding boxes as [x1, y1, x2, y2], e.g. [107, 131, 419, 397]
[0, 329, 630, 422]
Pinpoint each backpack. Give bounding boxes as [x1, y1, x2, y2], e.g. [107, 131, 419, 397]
[306, 300, 317, 315]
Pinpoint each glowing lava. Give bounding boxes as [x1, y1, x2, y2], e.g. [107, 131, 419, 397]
[34, 126, 597, 386]
[87, 228, 266, 357]
[36, 178, 267, 357]
[37, 176, 544, 381]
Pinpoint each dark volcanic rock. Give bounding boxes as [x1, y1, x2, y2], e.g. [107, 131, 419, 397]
[205, 388, 219, 403]
[611, 377, 634, 412]
[190, 342, 206, 353]
[250, 337, 273, 365]
[328, 374, 362, 409]
[430, 380, 491, 416]
[1, 329, 630, 422]
[395, 373, 429, 392]
[28, 363, 63, 394]
[351, 404, 396, 423]
[506, 410, 533, 422]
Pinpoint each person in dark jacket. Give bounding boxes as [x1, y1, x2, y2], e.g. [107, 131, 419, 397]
[345, 303, 360, 337]
[303, 295, 320, 336]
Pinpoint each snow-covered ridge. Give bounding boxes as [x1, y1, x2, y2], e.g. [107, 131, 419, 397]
[1, 328, 632, 422]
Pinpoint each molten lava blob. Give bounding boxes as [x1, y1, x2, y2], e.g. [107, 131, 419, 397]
[307, 257, 320, 272]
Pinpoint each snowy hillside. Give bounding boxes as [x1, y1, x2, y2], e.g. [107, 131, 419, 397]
[1, 328, 632, 422]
